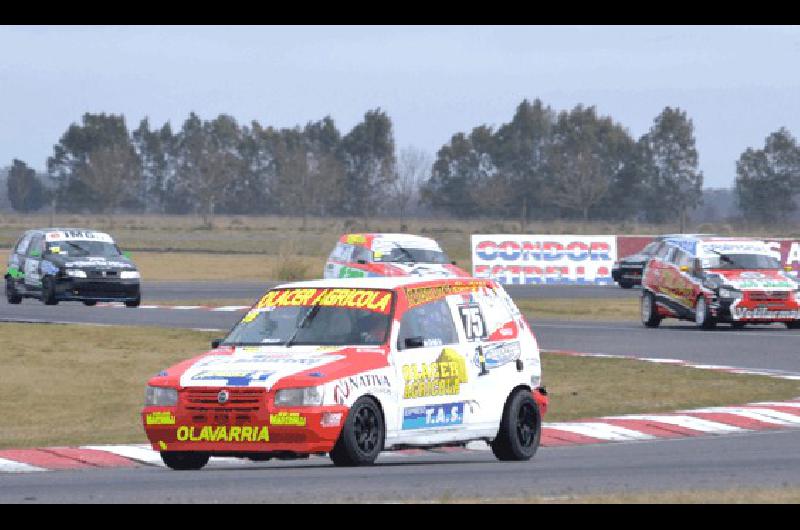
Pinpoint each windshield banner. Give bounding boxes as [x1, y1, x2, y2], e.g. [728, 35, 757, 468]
[472, 235, 617, 285]
[254, 288, 393, 315]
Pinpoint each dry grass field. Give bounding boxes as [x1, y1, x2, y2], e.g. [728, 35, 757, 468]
[2, 322, 798, 449]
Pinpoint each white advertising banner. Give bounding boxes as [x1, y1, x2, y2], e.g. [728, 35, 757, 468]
[472, 234, 618, 286]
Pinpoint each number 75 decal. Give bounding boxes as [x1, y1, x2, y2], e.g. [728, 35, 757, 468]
[459, 304, 487, 341]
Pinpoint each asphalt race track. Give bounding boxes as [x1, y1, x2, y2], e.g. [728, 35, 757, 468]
[2, 430, 799, 503]
[2, 281, 800, 502]
[138, 281, 641, 302]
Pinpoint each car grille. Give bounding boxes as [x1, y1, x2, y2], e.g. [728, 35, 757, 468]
[71, 282, 137, 298]
[748, 292, 789, 302]
[183, 388, 264, 413]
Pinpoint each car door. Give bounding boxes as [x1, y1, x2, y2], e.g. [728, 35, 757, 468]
[392, 297, 474, 441]
[23, 234, 45, 289]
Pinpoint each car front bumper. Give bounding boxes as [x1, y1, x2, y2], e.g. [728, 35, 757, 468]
[55, 277, 140, 302]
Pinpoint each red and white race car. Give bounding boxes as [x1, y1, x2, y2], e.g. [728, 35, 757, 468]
[641, 236, 800, 329]
[323, 233, 470, 279]
[142, 277, 547, 469]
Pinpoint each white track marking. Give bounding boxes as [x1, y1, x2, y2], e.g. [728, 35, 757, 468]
[81, 444, 164, 466]
[604, 415, 745, 433]
[0, 457, 46, 473]
[751, 401, 800, 408]
[687, 407, 800, 426]
[544, 422, 655, 441]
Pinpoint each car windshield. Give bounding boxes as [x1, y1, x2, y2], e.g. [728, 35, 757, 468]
[704, 254, 781, 270]
[375, 247, 451, 264]
[222, 288, 394, 347]
[46, 241, 121, 258]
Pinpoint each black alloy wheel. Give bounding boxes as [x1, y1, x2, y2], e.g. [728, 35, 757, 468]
[491, 389, 542, 461]
[329, 397, 384, 466]
[160, 451, 209, 471]
[41, 277, 58, 305]
[6, 277, 22, 304]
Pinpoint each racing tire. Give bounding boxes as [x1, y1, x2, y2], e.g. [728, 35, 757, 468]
[329, 397, 384, 467]
[731, 322, 746, 330]
[83, 300, 97, 306]
[5, 278, 22, 304]
[160, 451, 209, 471]
[41, 277, 58, 305]
[694, 296, 716, 330]
[619, 280, 634, 289]
[641, 291, 661, 328]
[491, 389, 541, 462]
[125, 295, 141, 308]
[785, 322, 800, 330]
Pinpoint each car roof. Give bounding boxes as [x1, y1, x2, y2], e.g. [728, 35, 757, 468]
[339, 233, 441, 248]
[274, 277, 487, 291]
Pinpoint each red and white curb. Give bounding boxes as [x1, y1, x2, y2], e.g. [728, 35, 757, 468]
[2, 399, 799, 474]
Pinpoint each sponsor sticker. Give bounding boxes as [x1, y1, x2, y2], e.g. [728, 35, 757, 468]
[402, 402, 464, 430]
[189, 370, 274, 386]
[176, 425, 269, 443]
[269, 412, 307, 427]
[402, 348, 468, 399]
[146, 411, 176, 425]
[254, 288, 393, 315]
[405, 281, 487, 308]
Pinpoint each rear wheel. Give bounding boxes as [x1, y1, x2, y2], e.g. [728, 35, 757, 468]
[329, 397, 384, 467]
[641, 291, 661, 328]
[160, 451, 209, 471]
[619, 279, 634, 289]
[491, 389, 541, 461]
[41, 277, 58, 305]
[731, 321, 746, 329]
[695, 296, 716, 330]
[786, 322, 800, 330]
[5, 277, 22, 304]
[83, 300, 97, 306]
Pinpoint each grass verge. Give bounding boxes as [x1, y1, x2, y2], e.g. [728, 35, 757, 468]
[1, 323, 798, 449]
[516, 298, 640, 321]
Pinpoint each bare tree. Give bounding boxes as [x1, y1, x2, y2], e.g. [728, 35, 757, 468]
[393, 146, 431, 229]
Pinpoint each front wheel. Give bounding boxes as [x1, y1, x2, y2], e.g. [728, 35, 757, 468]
[6, 277, 22, 304]
[491, 389, 542, 461]
[641, 291, 661, 328]
[125, 295, 141, 308]
[786, 321, 800, 330]
[160, 451, 209, 471]
[83, 300, 97, 306]
[41, 277, 58, 305]
[695, 296, 716, 330]
[619, 280, 634, 289]
[329, 397, 384, 467]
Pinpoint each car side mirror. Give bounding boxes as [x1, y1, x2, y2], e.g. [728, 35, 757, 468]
[785, 266, 793, 273]
[679, 265, 689, 272]
[30, 250, 41, 258]
[211, 339, 222, 349]
[356, 259, 367, 265]
[404, 337, 425, 349]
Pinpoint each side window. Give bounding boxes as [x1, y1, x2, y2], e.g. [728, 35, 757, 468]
[352, 245, 372, 263]
[655, 243, 671, 260]
[676, 250, 693, 269]
[397, 299, 459, 350]
[15, 234, 33, 255]
[27, 235, 44, 257]
[329, 243, 353, 262]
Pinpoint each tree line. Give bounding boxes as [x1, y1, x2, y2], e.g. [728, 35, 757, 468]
[7, 100, 800, 225]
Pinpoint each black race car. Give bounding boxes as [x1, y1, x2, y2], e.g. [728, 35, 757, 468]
[612, 240, 662, 289]
[5, 228, 141, 307]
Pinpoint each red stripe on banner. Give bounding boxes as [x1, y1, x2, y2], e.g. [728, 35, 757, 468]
[0, 449, 92, 470]
[45, 448, 138, 468]
[540, 429, 604, 447]
[687, 412, 781, 430]
[593, 419, 693, 438]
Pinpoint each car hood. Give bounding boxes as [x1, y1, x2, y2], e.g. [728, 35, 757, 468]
[50, 255, 136, 270]
[172, 344, 389, 390]
[710, 269, 798, 291]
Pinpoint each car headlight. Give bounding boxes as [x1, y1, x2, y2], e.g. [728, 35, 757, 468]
[274, 386, 324, 407]
[718, 287, 742, 299]
[120, 270, 140, 279]
[66, 269, 87, 278]
[145, 386, 178, 406]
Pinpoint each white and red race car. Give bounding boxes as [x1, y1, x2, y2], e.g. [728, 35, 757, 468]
[323, 233, 470, 279]
[142, 277, 547, 469]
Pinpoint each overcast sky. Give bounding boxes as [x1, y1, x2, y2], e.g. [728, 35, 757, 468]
[2, 25, 799, 188]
